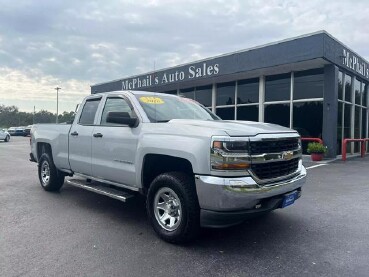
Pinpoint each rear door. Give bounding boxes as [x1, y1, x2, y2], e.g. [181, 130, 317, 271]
[69, 97, 101, 176]
[91, 96, 140, 187]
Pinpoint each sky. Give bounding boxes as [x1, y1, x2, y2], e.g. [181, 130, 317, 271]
[0, 0, 368, 113]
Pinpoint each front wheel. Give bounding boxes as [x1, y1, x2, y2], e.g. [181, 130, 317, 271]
[4, 135, 10, 142]
[38, 153, 65, 191]
[147, 172, 200, 243]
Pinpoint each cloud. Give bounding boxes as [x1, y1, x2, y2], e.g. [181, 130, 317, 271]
[0, 0, 368, 112]
[0, 67, 88, 112]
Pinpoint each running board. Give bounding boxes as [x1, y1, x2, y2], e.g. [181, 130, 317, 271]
[66, 178, 136, 202]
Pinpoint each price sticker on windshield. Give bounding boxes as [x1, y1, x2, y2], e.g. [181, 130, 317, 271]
[139, 96, 165, 104]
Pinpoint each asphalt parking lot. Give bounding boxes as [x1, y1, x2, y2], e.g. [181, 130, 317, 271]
[1, 137, 369, 277]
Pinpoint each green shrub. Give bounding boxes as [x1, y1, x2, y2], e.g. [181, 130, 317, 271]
[307, 142, 327, 154]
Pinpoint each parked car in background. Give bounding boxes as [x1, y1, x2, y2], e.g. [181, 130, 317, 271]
[24, 125, 32, 136]
[14, 127, 26, 136]
[8, 127, 27, 136]
[8, 127, 16, 136]
[0, 128, 10, 142]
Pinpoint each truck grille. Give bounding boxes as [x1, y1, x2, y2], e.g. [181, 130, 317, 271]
[251, 158, 299, 180]
[249, 138, 299, 154]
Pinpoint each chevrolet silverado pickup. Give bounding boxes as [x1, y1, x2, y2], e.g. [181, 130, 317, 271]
[30, 90, 306, 243]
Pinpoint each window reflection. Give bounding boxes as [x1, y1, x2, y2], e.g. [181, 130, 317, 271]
[293, 102, 323, 138]
[294, 69, 324, 100]
[195, 85, 212, 107]
[364, 83, 368, 107]
[216, 107, 235, 120]
[354, 106, 361, 152]
[216, 82, 235, 105]
[163, 90, 177, 95]
[338, 71, 343, 100]
[180, 87, 195, 99]
[293, 102, 323, 154]
[265, 73, 290, 102]
[264, 103, 290, 127]
[237, 105, 258, 121]
[345, 75, 352, 103]
[237, 78, 259, 104]
[337, 102, 343, 154]
[344, 103, 352, 152]
[354, 79, 361, 106]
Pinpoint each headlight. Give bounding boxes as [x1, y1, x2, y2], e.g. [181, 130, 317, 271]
[211, 137, 250, 171]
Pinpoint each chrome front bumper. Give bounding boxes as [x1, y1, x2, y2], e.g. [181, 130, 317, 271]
[195, 163, 307, 227]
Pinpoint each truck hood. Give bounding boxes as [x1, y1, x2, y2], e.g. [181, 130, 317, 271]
[169, 119, 297, 137]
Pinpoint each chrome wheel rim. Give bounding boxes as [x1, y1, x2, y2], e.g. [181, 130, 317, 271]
[154, 187, 182, 231]
[41, 161, 50, 186]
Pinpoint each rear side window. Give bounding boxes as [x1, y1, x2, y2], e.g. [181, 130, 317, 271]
[79, 99, 101, 125]
[101, 97, 133, 125]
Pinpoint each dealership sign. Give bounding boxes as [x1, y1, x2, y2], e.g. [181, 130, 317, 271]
[122, 62, 220, 90]
[342, 49, 369, 79]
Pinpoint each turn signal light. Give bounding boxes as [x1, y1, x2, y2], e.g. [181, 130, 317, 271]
[212, 162, 250, 170]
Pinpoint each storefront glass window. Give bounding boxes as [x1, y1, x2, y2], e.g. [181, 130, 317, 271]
[362, 82, 368, 107]
[345, 74, 352, 103]
[354, 106, 361, 152]
[216, 82, 235, 106]
[337, 102, 343, 154]
[344, 103, 352, 152]
[237, 78, 259, 104]
[293, 102, 323, 138]
[216, 107, 235, 120]
[265, 73, 290, 102]
[237, 105, 258, 121]
[179, 87, 195, 99]
[163, 90, 177, 95]
[264, 103, 290, 127]
[195, 85, 212, 107]
[294, 69, 324, 100]
[362, 108, 367, 138]
[338, 71, 343, 100]
[354, 79, 362, 106]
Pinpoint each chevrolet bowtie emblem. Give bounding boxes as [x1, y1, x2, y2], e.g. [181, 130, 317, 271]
[282, 151, 294, 161]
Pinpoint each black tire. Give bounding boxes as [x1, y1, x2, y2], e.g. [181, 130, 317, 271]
[38, 153, 65, 191]
[4, 135, 10, 142]
[146, 172, 200, 243]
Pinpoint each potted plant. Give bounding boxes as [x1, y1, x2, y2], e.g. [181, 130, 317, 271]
[307, 142, 327, 161]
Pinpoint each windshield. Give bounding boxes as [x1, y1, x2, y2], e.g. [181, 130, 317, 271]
[135, 94, 220, 122]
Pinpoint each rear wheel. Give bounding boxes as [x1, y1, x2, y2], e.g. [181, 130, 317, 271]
[4, 135, 10, 142]
[147, 172, 200, 243]
[38, 153, 65, 191]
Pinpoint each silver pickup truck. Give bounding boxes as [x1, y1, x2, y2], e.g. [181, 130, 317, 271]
[30, 90, 306, 243]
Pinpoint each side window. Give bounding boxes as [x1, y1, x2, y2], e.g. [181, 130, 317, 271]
[101, 97, 133, 125]
[78, 99, 101, 125]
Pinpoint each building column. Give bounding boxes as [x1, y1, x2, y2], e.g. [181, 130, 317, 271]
[211, 83, 216, 112]
[258, 76, 265, 122]
[323, 64, 339, 158]
[290, 72, 294, 128]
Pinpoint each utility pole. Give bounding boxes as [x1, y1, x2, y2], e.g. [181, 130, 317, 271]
[55, 87, 61, 123]
[33, 106, 35, 124]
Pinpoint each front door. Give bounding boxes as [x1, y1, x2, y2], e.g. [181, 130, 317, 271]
[91, 96, 140, 187]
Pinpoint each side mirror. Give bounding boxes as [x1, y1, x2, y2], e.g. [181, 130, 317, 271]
[106, 112, 138, 127]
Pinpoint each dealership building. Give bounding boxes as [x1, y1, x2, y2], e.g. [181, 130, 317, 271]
[91, 31, 369, 158]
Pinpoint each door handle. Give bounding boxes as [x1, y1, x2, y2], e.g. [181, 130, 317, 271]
[93, 133, 103, 138]
[70, 131, 78, 136]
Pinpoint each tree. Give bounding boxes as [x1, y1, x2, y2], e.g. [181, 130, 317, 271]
[0, 105, 75, 128]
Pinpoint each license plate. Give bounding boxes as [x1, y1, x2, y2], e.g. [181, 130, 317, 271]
[281, 191, 298, 208]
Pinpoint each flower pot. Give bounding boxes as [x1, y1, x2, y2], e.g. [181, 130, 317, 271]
[311, 153, 324, 161]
